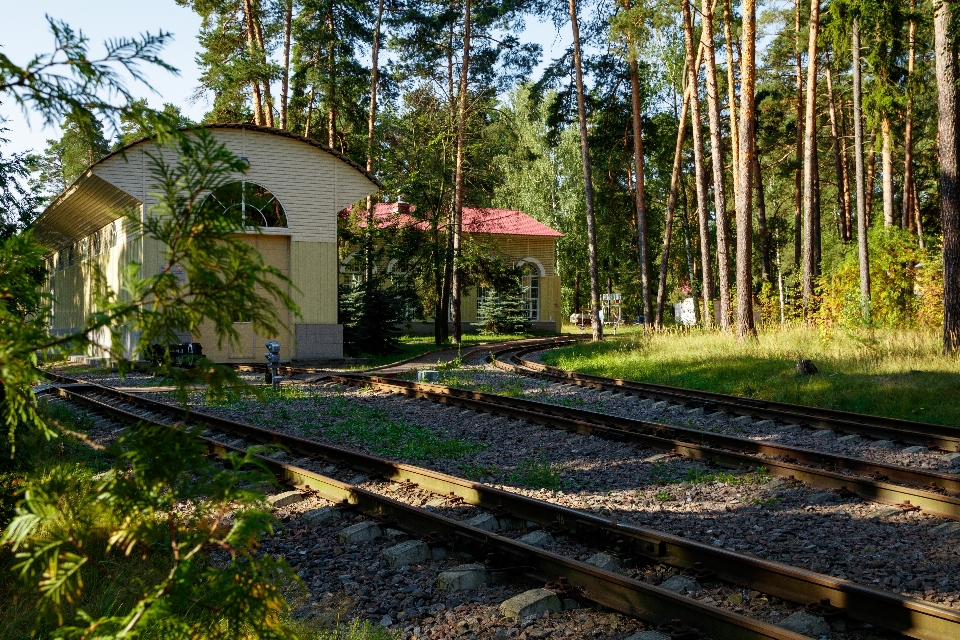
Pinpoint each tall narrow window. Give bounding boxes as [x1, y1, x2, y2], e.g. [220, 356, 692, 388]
[200, 181, 288, 228]
[520, 262, 540, 321]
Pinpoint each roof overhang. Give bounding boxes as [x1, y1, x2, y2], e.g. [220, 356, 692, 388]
[31, 172, 141, 251]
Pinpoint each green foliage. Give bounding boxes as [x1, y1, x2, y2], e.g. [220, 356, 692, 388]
[308, 396, 484, 461]
[1, 422, 300, 639]
[508, 457, 564, 491]
[817, 228, 942, 331]
[339, 276, 413, 356]
[458, 462, 498, 480]
[477, 284, 531, 336]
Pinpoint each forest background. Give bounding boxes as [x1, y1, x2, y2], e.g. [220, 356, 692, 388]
[3, 0, 959, 352]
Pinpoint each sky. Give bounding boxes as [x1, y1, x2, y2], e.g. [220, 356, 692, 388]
[0, 1, 572, 157]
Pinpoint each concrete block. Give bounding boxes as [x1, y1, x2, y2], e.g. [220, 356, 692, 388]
[417, 370, 440, 383]
[626, 633, 670, 640]
[636, 398, 655, 408]
[753, 420, 776, 429]
[931, 521, 960, 536]
[904, 445, 928, 454]
[707, 412, 728, 423]
[941, 452, 960, 468]
[347, 475, 367, 486]
[598, 390, 614, 397]
[382, 540, 431, 567]
[810, 429, 836, 439]
[431, 546, 448, 560]
[338, 521, 382, 544]
[870, 439, 897, 449]
[837, 434, 863, 444]
[300, 507, 337, 525]
[776, 611, 831, 636]
[465, 513, 501, 532]
[777, 424, 801, 433]
[384, 528, 407, 540]
[659, 575, 701, 595]
[731, 415, 754, 427]
[586, 552, 622, 572]
[518, 530, 554, 548]
[808, 491, 837, 505]
[499, 588, 562, 620]
[436, 564, 489, 592]
[685, 407, 704, 417]
[871, 506, 902, 519]
[651, 401, 671, 411]
[267, 491, 306, 508]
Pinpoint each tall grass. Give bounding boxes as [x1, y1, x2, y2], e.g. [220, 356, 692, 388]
[544, 327, 960, 426]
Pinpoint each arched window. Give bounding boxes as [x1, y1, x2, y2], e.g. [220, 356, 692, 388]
[201, 181, 288, 228]
[519, 261, 540, 321]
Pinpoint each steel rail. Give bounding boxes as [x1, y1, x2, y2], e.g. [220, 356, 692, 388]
[51, 381, 960, 640]
[49, 383, 811, 640]
[329, 374, 960, 523]
[495, 344, 960, 452]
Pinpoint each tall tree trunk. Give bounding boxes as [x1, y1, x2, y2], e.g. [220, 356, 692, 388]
[881, 115, 895, 227]
[934, 0, 960, 352]
[304, 81, 316, 137]
[838, 93, 854, 242]
[364, 0, 385, 283]
[680, 177, 699, 316]
[865, 125, 877, 226]
[722, 0, 740, 205]
[755, 154, 771, 283]
[655, 43, 704, 327]
[702, 0, 732, 328]
[736, 0, 758, 338]
[793, 0, 803, 270]
[326, 7, 337, 148]
[903, 4, 917, 231]
[628, 54, 652, 327]
[451, 0, 471, 344]
[825, 53, 850, 241]
[852, 17, 871, 321]
[248, 0, 274, 127]
[801, 0, 820, 318]
[280, 0, 292, 130]
[244, 0, 264, 125]
[682, 0, 713, 328]
[913, 176, 925, 248]
[569, 0, 602, 341]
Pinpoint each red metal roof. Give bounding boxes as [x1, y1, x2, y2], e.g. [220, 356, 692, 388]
[349, 203, 563, 237]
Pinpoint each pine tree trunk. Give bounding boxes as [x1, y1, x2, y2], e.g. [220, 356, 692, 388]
[793, 0, 803, 270]
[903, 5, 917, 231]
[934, 0, 960, 352]
[249, 0, 274, 127]
[913, 176, 925, 248]
[838, 91, 854, 242]
[755, 153, 771, 283]
[801, 0, 820, 318]
[451, 0, 471, 344]
[682, 0, 713, 328]
[852, 17, 871, 321]
[736, 0, 758, 339]
[703, 0, 731, 298]
[629, 54, 653, 327]
[680, 178, 699, 319]
[244, 0, 264, 125]
[655, 46, 704, 328]
[881, 114, 895, 227]
[326, 7, 337, 147]
[865, 126, 877, 226]
[365, 0, 385, 283]
[569, 0, 602, 341]
[280, 0, 292, 130]
[723, 0, 740, 201]
[825, 53, 850, 241]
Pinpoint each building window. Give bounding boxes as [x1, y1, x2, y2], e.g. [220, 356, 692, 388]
[520, 262, 540, 321]
[200, 181, 288, 228]
[339, 253, 365, 288]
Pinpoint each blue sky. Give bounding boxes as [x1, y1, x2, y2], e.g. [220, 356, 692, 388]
[0, 1, 571, 157]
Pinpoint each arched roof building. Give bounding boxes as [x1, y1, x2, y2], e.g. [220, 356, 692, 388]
[32, 124, 381, 363]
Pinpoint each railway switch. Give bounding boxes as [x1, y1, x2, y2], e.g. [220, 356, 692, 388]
[265, 341, 283, 389]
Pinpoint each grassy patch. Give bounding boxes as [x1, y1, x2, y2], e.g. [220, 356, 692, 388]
[543, 327, 960, 426]
[434, 371, 524, 397]
[508, 457, 565, 490]
[458, 462, 498, 480]
[304, 397, 484, 461]
[654, 489, 674, 502]
[648, 461, 770, 487]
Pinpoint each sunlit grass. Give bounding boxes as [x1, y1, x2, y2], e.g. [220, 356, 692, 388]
[543, 326, 960, 426]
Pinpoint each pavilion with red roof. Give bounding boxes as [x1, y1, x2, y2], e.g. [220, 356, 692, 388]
[340, 202, 563, 333]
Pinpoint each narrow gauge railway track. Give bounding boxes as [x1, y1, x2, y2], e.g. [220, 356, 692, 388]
[328, 374, 960, 523]
[44, 376, 960, 639]
[491, 343, 960, 452]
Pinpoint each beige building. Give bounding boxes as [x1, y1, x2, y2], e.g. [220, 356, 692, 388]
[340, 204, 563, 333]
[32, 124, 380, 363]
